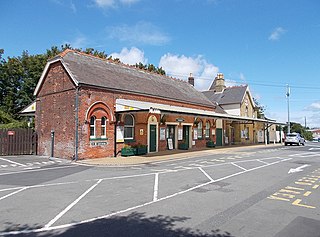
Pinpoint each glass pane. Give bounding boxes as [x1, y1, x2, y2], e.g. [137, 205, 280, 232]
[90, 116, 95, 125]
[101, 117, 106, 125]
[124, 115, 133, 126]
[90, 126, 95, 136]
[124, 127, 133, 139]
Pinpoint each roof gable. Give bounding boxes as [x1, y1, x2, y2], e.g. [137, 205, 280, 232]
[203, 86, 248, 105]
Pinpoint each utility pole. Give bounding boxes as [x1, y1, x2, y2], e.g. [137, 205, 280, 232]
[305, 116, 307, 129]
[286, 84, 290, 134]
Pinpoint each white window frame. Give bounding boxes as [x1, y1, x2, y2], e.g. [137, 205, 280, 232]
[124, 114, 134, 140]
[90, 116, 96, 138]
[101, 116, 107, 138]
[205, 121, 210, 138]
[197, 121, 203, 139]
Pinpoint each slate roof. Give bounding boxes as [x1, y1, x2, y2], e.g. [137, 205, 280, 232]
[202, 86, 248, 105]
[56, 50, 215, 108]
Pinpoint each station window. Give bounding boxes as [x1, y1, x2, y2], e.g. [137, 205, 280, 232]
[205, 121, 210, 138]
[124, 114, 134, 140]
[90, 116, 96, 138]
[101, 116, 107, 138]
[197, 121, 203, 139]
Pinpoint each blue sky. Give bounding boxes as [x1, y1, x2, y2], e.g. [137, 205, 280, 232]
[1, 0, 320, 128]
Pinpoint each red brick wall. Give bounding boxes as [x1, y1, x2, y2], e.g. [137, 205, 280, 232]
[36, 62, 76, 159]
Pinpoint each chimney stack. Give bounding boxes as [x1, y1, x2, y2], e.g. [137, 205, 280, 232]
[209, 73, 226, 92]
[188, 73, 194, 86]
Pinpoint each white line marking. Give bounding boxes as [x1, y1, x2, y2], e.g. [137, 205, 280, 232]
[23, 167, 41, 170]
[257, 159, 269, 165]
[0, 165, 78, 176]
[1, 165, 8, 168]
[231, 163, 247, 171]
[198, 167, 214, 182]
[153, 173, 159, 201]
[0, 156, 291, 236]
[0, 187, 27, 201]
[44, 179, 103, 229]
[0, 157, 27, 167]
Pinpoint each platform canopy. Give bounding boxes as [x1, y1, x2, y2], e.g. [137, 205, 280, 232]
[115, 99, 285, 125]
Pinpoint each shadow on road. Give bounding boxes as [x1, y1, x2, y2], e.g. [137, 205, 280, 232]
[3, 212, 234, 237]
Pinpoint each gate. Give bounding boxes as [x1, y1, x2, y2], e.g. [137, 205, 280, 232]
[0, 128, 37, 155]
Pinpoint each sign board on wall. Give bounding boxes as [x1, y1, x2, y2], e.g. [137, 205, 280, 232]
[193, 129, 198, 140]
[178, 128, 183, 140]
[167, 138, 173, 150]
[160, 127, 166, 140]
[116, 126, 124, 142]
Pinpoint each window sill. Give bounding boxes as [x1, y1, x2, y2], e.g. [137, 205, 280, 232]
[90, 137, 109, 141]
[124, 139, 136, 144]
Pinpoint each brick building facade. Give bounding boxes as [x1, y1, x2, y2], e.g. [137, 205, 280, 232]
[34, 50, 279, 160]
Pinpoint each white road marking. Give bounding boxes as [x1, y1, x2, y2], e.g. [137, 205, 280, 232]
[231, 162, 247, 171]
[153, 173, 159, 201]
[0, 165, 78, 176]
[1, 165, 8, 168]
[0, 156, 292, 236]
[44, 179, 103, 229]
[23, 167, 41, 170]
[198, 167, 214, 182]
[288, 164, 310, 174]
[0, 187, 27, 201]
[257, 159, 269, 165]
[0, 157, 27, 167]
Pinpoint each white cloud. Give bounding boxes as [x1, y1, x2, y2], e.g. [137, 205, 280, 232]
[94, 0, 139, 8]
[110, 47, 147, 65]
[269, 27, 286, 41]
[159, 53, 219, 91]
[309, 101, 320, 110]
[108, 22, 170, 46]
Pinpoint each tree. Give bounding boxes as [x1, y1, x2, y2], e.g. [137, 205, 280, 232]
[135, 62, 166, 75]
[283, 122, 313, 140]
[253, 98, 265, 119]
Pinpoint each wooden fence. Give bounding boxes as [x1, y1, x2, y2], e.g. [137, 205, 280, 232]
[0, 128, 37, 156]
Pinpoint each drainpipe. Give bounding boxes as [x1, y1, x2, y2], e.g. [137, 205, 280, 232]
[114, 113, 118, 157]
[74, 86, 79, 161]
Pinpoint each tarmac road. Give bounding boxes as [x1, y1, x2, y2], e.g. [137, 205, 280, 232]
[0, 143, 319, 237]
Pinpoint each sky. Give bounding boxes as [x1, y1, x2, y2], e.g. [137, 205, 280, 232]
[1, 0, 320, 128]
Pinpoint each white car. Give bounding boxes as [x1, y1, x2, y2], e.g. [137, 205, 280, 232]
[285, 133, 305, 146]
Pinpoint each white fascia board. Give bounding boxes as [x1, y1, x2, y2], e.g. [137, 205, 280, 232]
[115, 99, 278, 124]
[244, 86, 256, 107]
[20, 101, 36, 113]
[33, 58, 79, 96]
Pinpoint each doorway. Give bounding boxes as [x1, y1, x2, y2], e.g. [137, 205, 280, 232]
[183, 125, 190, 148]
[149, 124, 157, 152]
[167, 125, 176, 149]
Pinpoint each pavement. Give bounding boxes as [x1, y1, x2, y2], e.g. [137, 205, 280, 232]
[76, 143, 283, 166]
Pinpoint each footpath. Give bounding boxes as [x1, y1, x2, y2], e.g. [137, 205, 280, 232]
[76, 144, 283, 167]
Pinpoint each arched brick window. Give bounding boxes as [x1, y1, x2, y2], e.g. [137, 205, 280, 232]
[90, 116, 96, 138]
[124, 114, 134, 140]
[101, 116, 107, 138]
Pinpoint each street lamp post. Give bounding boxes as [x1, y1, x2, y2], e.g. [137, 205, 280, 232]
[286, 84, 290, 134]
